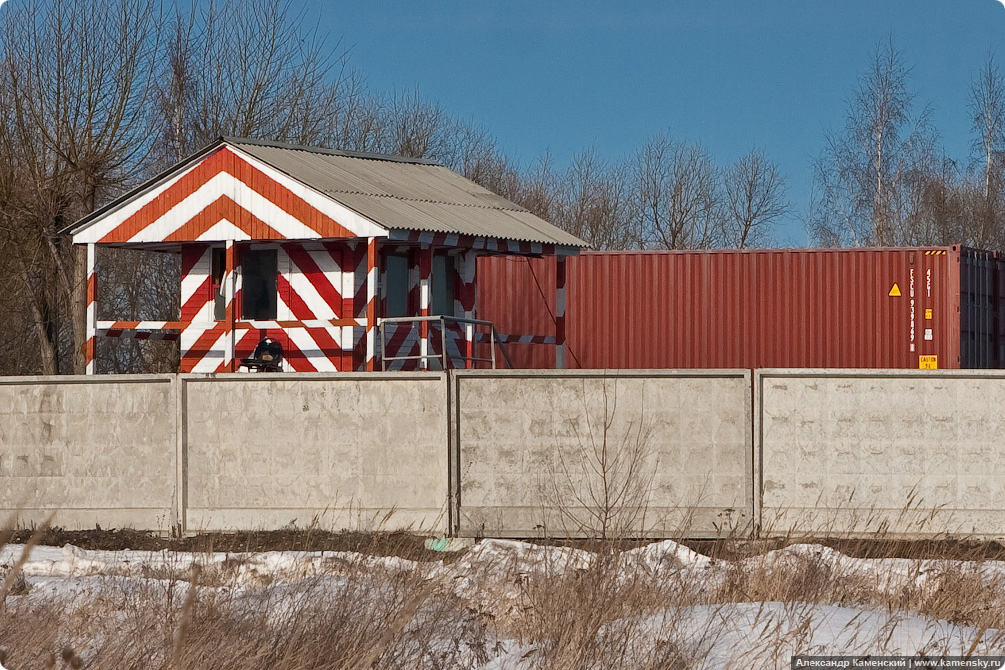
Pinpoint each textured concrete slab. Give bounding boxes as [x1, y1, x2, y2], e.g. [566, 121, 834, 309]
[756, 370, 1005, 538]
[0, 375, 177, 531]
[183, 373, 448, 533]
[453, 370, 753, 538]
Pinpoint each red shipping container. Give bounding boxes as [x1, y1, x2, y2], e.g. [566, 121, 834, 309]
[477, 247, 1005, 370]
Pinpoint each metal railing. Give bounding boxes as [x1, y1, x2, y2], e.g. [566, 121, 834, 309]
[379, 315, 513, 371]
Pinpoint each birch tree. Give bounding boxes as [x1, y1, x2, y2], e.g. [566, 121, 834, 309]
[968, 53, 1005, 246]
[812, 37, 935, 246]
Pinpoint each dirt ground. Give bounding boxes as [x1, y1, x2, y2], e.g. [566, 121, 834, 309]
[8, 527, 445, 561]
[10, 526, 1005, 563]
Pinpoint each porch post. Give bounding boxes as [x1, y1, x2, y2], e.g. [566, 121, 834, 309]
[418, 245, 432, 370]
[457, 250, 477, 369]
[555, 255, 567, 369]
[85, 243, 97, 375]
[365, 237, 378, 371]
[224, 240, 236, 372]
[341, 246, 356, 372]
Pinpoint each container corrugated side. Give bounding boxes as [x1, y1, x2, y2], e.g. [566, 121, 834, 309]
[477, 247, 980, 370]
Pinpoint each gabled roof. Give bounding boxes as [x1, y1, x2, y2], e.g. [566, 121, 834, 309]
[66, 137, 587, 249]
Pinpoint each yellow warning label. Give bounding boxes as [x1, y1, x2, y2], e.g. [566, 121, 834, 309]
[889, 283, 902, 297]
[925, 308, 933, 320]
[919, 355, 938, 370]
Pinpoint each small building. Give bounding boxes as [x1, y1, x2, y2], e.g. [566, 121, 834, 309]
[65, 138, 585, 373]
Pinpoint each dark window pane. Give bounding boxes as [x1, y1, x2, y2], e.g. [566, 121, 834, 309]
[241, 249, 277, 320]
[432, 255, 455, 316]
[211, 247, 226, 321]
[385, 253, 408, 318]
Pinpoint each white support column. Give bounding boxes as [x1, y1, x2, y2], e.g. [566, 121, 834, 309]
[341, 245, 356, 371]
[365, 238, 378, 371]
[85, 243, 97, 374]
[418, 246, 432, 370]
[224, 240, 236, 372]
[457, 250, 477, 369]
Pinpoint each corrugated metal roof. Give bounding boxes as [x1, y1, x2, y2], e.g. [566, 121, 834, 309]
[229, 138, 587, 247]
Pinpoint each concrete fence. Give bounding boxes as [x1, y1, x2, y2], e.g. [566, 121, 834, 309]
[756, 369, 1005, 538]
[450, 370, 752, 538]
[2, 369, 1005, 538]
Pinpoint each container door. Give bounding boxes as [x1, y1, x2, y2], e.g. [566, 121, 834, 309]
[960, 248, 1000, 369]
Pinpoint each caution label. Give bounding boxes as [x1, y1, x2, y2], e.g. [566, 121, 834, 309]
[919, 355, 938, 369]
[925, 308, 933, 320]
[889, 283, 902, 297]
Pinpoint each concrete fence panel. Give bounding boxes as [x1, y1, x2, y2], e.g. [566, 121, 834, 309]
[451, 370, 753, 538]
[756, 370, 1005, 538]
[182, 373, 449, 533]
[0, 375, 178, 531]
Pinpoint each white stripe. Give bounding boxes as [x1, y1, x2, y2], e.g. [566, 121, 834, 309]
[181, 247, 212, 309]
[98, 320, 178, 330]
[195, 219, 252, 242]
[287, 328, 339, 372]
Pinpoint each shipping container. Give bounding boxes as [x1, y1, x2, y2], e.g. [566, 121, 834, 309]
[477, 246, 1005, 370]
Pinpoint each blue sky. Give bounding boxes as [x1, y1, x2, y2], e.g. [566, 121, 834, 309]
[312, 1, 1005, 246]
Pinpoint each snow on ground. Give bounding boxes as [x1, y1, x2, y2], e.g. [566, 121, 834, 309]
[2, 539, 1003, 669]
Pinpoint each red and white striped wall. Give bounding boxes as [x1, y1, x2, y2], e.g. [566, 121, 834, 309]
[177, 240, 367, 373]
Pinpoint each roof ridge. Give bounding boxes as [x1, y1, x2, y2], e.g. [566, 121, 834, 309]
[222, 136, 442, 166]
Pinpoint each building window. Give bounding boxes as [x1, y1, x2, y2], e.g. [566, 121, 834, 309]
[432, 254, 456, 316]
[241, 248, 278, 320]
[384, 252, 408, 318]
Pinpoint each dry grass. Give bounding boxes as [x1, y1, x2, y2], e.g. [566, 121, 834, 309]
[3, 523, 1005, 668]
[0, 530, 492, 670]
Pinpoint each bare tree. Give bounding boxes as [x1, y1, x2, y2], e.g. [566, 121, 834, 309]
[544, 380, 657, 541]
[154, 0, 358, 163]
[550, 148, 636, 249]
[0, 0, 162, 373]
[632, 133, 720, 249]
[720, 149, 787, 248]
[812, 37, 935, 246]
[967, 53, 1005, 246]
